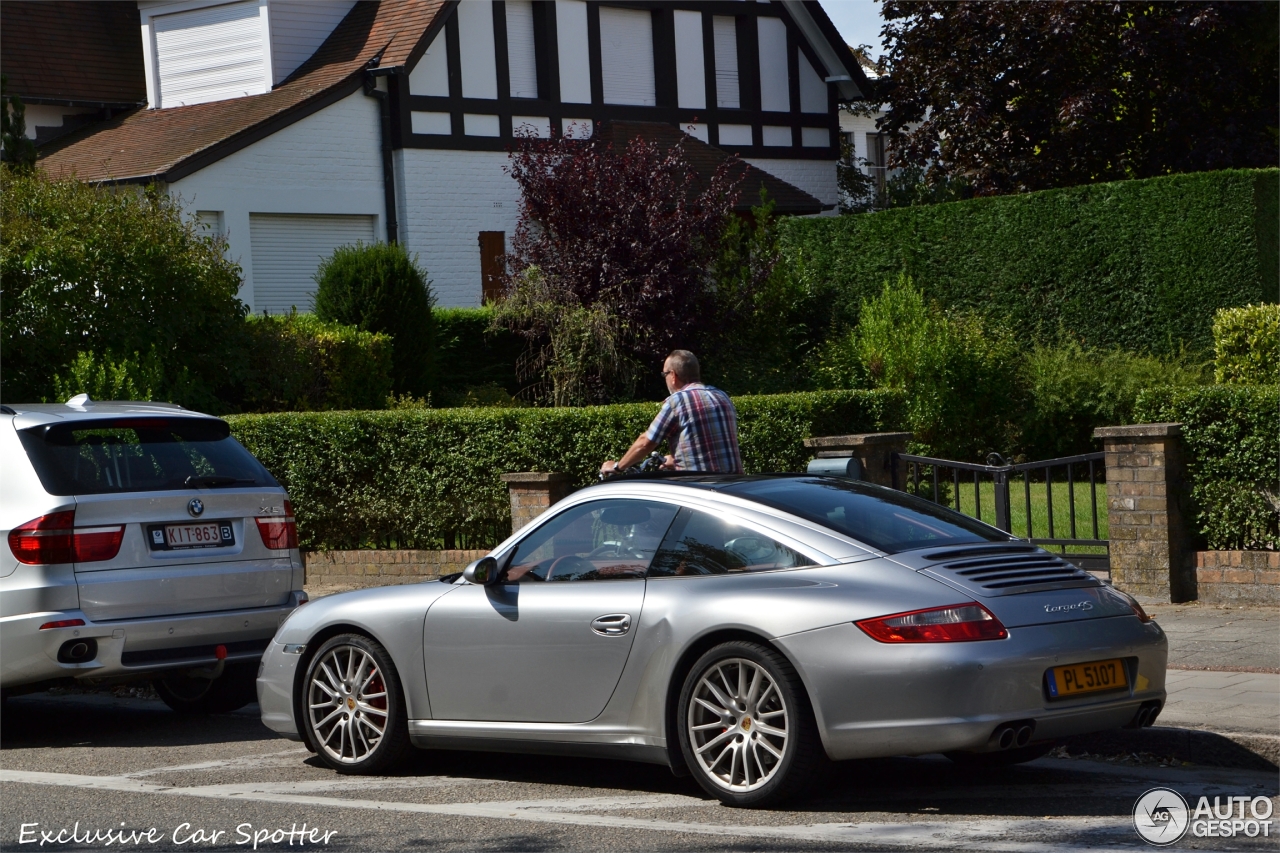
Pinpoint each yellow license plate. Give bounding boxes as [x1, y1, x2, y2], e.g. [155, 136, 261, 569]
[1046, 658, 1128, 698]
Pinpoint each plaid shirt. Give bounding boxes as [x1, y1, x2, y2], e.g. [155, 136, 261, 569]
[644, 383, 743, 473]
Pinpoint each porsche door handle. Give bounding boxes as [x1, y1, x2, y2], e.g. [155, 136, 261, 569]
[591, 614, 632, 636]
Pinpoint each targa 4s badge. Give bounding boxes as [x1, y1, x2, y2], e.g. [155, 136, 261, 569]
[1044, 601, 1093, 613]
[1134, 787, 1190, 845]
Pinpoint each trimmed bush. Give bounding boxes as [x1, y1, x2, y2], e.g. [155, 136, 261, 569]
[313, 242, 434, 398]
[432, 307, 523, 404]
[226, 389, 905, 549]
[782, 169, 1278, 354]
[1213, 303, 1279, 385]
[239, 314, 392, 412]
[1135, 385, 1279, 551]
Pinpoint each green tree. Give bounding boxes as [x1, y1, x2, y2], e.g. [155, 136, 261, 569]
[1, 168, 246, 407]
[312, 241, 435, 399]
[877, 1, 1279, 196]
[1, 74, 36, 171]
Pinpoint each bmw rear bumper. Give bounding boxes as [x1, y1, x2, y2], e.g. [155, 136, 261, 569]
[777, 614, 1168, 761]
[0, 593, 305, 690]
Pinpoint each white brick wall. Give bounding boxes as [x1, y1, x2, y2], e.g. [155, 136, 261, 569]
[744, 158, 839, 213]
[170, 91, 384, 311]
[397, 149, 523, 307]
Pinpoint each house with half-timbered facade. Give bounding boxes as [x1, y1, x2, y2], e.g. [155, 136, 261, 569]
[13, 1, 869, 310]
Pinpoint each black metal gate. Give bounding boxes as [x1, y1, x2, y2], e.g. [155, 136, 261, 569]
[892, 451, 1109, 574]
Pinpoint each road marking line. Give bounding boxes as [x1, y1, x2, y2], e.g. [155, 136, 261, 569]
[123, 749, 309, 777]
[0, 768, 1138, 851]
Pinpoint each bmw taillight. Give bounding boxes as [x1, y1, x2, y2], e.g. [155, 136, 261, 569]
[8, 511, 125, 565]
[856, 602, 1008, 643]
[255, 500, 298, 550]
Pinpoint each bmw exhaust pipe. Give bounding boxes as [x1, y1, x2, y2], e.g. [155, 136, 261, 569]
[57, 638, 97, 664]
[1014, 724, 1033, 748]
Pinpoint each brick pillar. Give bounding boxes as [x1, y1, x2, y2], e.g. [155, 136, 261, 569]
[802, 432, 913, 489]
[1093, 423, 1196, 603]
[500, 472, 574, 534]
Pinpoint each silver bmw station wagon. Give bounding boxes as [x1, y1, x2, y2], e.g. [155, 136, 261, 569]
[258, 473, 1168, 807]
[1, 397, 306, 713]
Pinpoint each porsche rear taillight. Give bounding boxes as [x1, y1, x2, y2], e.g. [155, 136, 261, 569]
[255, 500, 298, 550]
[8, 511, 125, 565]
[856, 602, 1008, 643]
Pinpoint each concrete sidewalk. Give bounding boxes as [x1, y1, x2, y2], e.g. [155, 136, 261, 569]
[1146, 602, 1278, 737]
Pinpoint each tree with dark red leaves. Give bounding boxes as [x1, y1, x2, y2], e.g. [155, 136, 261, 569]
[876, 1, 1279, 197]
[500, 128, 742, 403]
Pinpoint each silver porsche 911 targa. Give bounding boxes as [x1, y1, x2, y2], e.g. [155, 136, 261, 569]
[258, 475, 1167, 806]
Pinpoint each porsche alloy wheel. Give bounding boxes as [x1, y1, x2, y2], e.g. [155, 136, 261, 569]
[679, 641, 823, 806]
[303, 634, 409, 773]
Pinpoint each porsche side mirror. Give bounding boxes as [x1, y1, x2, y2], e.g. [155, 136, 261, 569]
[463, 556, 500, 586]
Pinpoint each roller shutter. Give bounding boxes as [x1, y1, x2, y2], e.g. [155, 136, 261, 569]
[600, 6, 655, 106]
[154, 0, 267, 107]
[249, 214, 376, 314]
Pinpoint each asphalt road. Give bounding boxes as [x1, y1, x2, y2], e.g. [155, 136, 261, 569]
[2, 692, 1275, 852]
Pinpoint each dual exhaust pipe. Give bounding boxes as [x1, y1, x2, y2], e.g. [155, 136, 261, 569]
[1126, 699, 1163, 729]
[989, 719, 1036, 751]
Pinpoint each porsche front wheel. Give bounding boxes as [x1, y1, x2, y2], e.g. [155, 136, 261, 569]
[302, 634, 410, 774]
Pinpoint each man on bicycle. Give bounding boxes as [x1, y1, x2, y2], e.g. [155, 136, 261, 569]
[600, 350, 743, 476]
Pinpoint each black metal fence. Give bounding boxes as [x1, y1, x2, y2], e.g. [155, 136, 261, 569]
[892, 451, 1109, 573]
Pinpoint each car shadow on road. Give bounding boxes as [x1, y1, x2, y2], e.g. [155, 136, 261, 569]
[0, 693, 277, 750]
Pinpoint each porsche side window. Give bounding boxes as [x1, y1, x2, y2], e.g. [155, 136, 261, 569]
[648, 509, 815, 577]
[502, 500, 679, 583]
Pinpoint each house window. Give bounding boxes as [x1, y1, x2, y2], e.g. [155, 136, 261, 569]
[479, 231, 506, 303]
[866, 132, 887, 193]
[712, 16, 740, 109]
[600, 6, 656, 106]
[507, 0, 539, 99]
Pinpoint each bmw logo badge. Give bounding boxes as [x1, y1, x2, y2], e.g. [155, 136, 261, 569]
[188, 498, 205, 517]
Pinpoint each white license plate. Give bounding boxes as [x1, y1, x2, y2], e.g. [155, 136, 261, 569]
[151, 522, 234, 550]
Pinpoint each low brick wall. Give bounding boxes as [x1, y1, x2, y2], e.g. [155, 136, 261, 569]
[303, 549, 489, 589]
[1194, 551, 1280, 605]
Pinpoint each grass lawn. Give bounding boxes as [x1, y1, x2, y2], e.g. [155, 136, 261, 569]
[905, 476, 1109, 556]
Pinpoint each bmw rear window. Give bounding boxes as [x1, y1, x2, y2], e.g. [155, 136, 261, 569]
[18, 417, 278, 496]
[717, 477, 1010, 554]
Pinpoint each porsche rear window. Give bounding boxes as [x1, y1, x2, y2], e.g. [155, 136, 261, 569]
[18, 417, 277, 496]
[717, 477, 1009, 554]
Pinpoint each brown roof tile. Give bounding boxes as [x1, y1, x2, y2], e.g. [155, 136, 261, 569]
[39, 0, 448, 184]
[1, 1, 146, 105]
[599, 121, 828, 216]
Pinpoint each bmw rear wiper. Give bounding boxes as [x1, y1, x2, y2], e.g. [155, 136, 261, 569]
[185, 475, 256, 488]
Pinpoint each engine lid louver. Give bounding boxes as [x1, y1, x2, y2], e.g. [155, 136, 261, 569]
[890, 543, 1100, 597]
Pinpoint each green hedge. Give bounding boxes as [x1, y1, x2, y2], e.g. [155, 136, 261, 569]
[782, 169, 1278, 354]
[238, 314, 392, 412]
[1135, 385, 1279, 551]
[432, 306, 524, 404]
[227, 389, 905, 550]
[1213, 303, 1279, 386]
